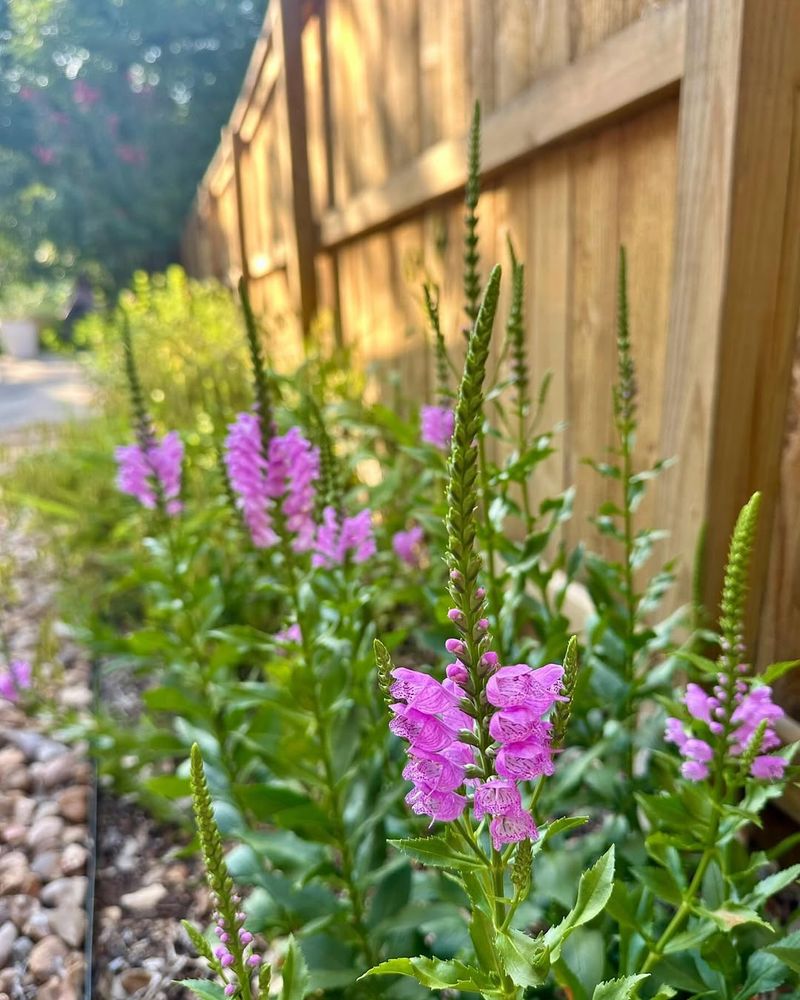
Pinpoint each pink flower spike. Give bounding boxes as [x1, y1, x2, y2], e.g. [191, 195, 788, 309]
[403, 749, 464, 792]
[390, 668, 459, 714]
[393, 525, 425, 566]
[683, 738, 713, 763]
[495, 741, 555, 781]
[473, 778, 522, 821]
[389, 705, 457, 752]
[420, 405, 455, 451]
[664, 717, 689, 749]
[680, 759, 710, 782]
[486, 664, 565, 710]
[751, 755, 787, 780]
[684, 683, 717, 724]
[489, 707, 551, 745]
[405, 786, 466, 822]
[489, 811, 539, 850]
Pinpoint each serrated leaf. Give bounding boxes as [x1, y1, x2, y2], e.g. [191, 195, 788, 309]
[389, 835, 483, 870]
[496, 928, 549, 987]
[698, 903, 775, 932]
[280, 936, 310, 1000]
[746, 863, 800, 906]
[544, 846, 615, 960]
[766, 929, 800, 974]
[761, 659, 800, 685]
[733, 950, 791, 999]
[361, 956, 494, 991]
[592, 974, 648, 999]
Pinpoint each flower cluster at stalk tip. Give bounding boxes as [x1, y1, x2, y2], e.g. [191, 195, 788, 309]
[393, 524, 425, 567]
[224, 414, 319, 553]
[115, 431, 184, 515]
[389, 617, 566, 849]
[313, 506, 375, 568]
[421, 404, 455, 451]
[212, 894, 263, 997]
[665, 672, 787, 782]
[0, 659, 32, 703]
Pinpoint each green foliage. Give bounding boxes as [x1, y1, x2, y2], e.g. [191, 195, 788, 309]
[0, 0, 263, 286]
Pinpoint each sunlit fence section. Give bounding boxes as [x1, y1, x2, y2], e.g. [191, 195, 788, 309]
[182, 0, 800, 704]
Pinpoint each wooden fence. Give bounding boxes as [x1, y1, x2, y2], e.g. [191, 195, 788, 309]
[182, 0, 800, 765]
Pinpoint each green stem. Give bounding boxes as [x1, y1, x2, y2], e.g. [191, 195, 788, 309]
[478, 431, 504, 662]
[621, 436, 637, 782]
[638, 814, 720, 975]
[280, 540, 377, 968]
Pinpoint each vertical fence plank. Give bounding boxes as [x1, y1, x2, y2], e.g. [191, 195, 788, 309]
[276, 0, 318, 334]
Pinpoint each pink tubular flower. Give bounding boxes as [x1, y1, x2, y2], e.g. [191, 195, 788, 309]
[115, 431, 184, 515]
[312, 505, 375, 568]
[486, 664, 566, 712]
[393, 524, 425, 567]
[224, 414, 319, 552]
[0, 660, 32, 703]
[666, 673, 786, 784]
[421, 405, 455, 451]
[390, 632, 567, 848]
[274, 623, 302, 647]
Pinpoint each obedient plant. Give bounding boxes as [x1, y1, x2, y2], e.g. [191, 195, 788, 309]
[0, 658, 32, 703]
[182, 744, 310, 1000]
[366, 268, 619, 1000]
[115, 309, 184, 516]
[603, 492, 800, 997]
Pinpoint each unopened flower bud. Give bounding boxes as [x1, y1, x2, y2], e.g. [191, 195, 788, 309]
[239, 930, 253, 944]
[445, 638, 467, 657]
[447, 608, 464, 624]
[446, 662, 469, 685]
[225, 985, 236, 997]
[247, 954, 262, 967]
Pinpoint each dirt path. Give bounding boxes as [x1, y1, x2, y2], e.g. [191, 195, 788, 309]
[0, 357, 92, 434]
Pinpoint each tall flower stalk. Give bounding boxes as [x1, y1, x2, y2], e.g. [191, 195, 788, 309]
[637, 493, 792, 975]
[367, 270, 615, 1000]
[182, 745, 272, 1000]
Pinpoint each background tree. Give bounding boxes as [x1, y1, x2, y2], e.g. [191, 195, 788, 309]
[0, 0, 264, 288]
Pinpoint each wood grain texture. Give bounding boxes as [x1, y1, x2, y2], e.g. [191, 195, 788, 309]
[703, 1, 800, 642]
[566, 125, 620, 556]
[319, 0, 685, 248]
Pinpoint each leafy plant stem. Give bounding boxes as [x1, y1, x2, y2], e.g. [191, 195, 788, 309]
[279, 535, 377, 970]
[638, 813, 720, 975]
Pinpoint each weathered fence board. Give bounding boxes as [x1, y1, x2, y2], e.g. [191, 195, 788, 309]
[182, 0, 800, 754]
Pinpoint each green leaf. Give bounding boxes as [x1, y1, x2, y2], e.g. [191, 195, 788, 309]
[176, 981, 227, 1000]
[698, 903, 775, 933]
[280, 936, 310, 1000]
[545, 846, 615, 960]
[663, 922, 717, 955]
[143, 774, 191, 799]
[633, 867, 683, 906]
[591, 975, 648, 1000]
[766, 930, 800, 974]
[496, 928, 549, 988]
[389, 835, 484, 870]
[361, 956, 495, 992]
[733, 950, 791, 1000]
[761, 659, 800, 685]
[746, 863, 800, 906]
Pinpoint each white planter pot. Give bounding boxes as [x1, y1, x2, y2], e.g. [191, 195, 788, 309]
[1, 318, 39, 359]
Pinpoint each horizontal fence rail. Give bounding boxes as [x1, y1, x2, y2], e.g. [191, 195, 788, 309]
[182, 0, 800, 815]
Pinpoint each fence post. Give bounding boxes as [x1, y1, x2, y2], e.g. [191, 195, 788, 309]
[275, 0, 318, 335]
[232, 129, 252, 291]
[658, 0, 800, 647]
